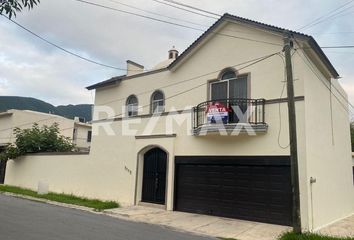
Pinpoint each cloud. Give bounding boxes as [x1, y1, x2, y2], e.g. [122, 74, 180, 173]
[0, 0, 353, 109]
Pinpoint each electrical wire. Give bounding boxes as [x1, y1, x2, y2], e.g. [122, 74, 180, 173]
[295, 48, 354, 116]
[1, 16, 143, 72]
[95, 51, 280, 121]
[0, 51, 281, 132]
[302, 6, 354, 31]
[106, 0, 258, 37]
[296, 0, 354, 31]
[96, 51, 282, 106]
[160, 0, 221, 17]
[72, 0, 282, 47]
[321, 46, 354, 49]
[295, 45, 354, 110]
[276, 53, 290, 149]
[153, 0, 291, 41]
[2, 0, 284, 74]
[0, 116, 67, 133]
[105, 0, 207, 27]
[151, 0, 217, 19]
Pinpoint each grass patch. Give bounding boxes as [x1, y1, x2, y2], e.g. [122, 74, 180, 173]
[279, 232, 354, 240]
[0, 185, 119, 211]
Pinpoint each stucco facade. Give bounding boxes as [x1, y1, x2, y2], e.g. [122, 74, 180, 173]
[0, 109, 91, 149]
[5, 14, 354, 231]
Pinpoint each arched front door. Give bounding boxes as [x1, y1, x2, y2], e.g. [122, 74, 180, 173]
[141, 148, 167, 205]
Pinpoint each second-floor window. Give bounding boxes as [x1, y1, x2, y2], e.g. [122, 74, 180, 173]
[151, 90, 165, 113]
[126, 95, 138, 117]
[211, 70, 248, 101]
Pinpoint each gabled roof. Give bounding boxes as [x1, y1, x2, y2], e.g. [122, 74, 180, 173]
[168, 13, 339, 78]
[87, 13, 339, 90]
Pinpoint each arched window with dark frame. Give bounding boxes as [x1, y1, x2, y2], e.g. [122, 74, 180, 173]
[151, 90, 165, 113]
[210, 69, 249, 123]
[210, 69, 247, 101]
[221, 70, 236, 81]
[126, 95, 138, 117]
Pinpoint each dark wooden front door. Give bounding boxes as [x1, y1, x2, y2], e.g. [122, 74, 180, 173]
[142, 148, 167, 204]
[174, 156, 293, 226]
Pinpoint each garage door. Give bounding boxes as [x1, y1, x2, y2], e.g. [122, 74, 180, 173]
[174, 156, 292, 226]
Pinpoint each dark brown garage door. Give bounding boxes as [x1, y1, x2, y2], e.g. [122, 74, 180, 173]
[174, 156, 292, 226]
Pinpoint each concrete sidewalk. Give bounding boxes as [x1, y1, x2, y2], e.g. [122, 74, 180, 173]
[104, 206, 291, 240]
[318, 214, 354, 238]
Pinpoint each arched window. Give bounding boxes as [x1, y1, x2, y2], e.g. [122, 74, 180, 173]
[126, 95, 138, 117]
[211, 69, 247, 101]
[221, 70, 236, 80]
[151, 90, 165, 113]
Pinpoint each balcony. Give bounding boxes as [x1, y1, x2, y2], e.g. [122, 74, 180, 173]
[192, 98, 268, 136]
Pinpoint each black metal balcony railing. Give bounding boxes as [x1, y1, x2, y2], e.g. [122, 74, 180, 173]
[192, 98, 266, 130]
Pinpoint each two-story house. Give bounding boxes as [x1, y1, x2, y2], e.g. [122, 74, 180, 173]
[5, 13, 353, 232]
[86, 13, 354, 230]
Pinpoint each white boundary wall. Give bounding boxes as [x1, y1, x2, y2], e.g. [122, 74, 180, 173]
[3, 153, 113, 201]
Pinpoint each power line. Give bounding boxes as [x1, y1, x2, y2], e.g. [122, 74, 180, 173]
[0, 116, 71, 134]
[312, 31, 354, 35]
[295, 47, 354, 116]
[0, 51, 281, 132]
[151, 0, 218, 19]
[106, 0, 254, 37]
[1, 16, 140, 72]
[105, 0, 207, 27]
[151, 0, 295, 41]
[321, 46, 354, 49]
[73, 0, 214, 30]
[276, 53, 290, 149]
[161, 0, 221, 17]
[97, 51, 282, 106]
[297, 0, 354, 31]
[96, 52, 280, 121]
[72, 0, 282, 47]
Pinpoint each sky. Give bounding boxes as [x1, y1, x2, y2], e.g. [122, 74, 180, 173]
[0, 0, 353, 112]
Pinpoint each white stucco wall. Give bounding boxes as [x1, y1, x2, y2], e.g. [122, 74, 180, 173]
[0, 110, 91, 149]
[4, 153, 128, 202]
[73, 124, 91, 149]
[299, 51, 354, 231]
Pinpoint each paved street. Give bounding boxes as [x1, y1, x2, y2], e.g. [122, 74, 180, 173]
[0, 194, 214, 240]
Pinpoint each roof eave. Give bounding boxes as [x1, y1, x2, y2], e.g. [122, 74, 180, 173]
[168, 13, 339, 78]
[307, 37, 340, 78]
[86, 77, 123, 90]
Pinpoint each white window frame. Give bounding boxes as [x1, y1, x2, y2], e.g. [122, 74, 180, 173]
[151, 90, 165, 114]
[126, 95, 139, 117]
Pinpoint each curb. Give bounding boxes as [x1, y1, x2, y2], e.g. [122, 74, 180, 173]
[0, 192, 104, 215]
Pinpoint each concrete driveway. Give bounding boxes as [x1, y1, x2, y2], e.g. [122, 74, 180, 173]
[105, 206, 291, 240]
[318, 214, 354, 237]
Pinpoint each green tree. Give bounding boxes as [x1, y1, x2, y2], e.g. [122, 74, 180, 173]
[0, 0, 40, 19]
[0, 123, 74, 183]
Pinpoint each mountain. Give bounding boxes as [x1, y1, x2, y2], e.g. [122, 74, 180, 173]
[0, 96, 92, 121]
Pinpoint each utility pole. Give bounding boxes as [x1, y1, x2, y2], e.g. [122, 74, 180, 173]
[283, 32, 302, 233]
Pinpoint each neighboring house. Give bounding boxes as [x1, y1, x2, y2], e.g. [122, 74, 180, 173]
[0, 109, 92, 150]
[5, 14, 354, 232]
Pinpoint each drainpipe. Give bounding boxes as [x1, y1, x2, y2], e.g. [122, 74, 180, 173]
[310, 177, 317, 231]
